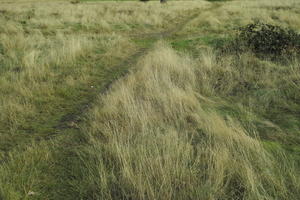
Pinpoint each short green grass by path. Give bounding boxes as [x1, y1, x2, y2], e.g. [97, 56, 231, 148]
[133, 38, 158, 48]
[171, 34, 232, 54]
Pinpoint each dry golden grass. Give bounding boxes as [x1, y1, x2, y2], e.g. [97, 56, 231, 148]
[177, 0, 300, 37]
[0, 31, 93, 130]
[84, 42, 300, 199]
[0, 1, 300, 199]
[0, 1, 209, 34]
[0, 0, 207, 138]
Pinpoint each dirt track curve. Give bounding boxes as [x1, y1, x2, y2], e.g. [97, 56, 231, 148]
[0, 2, 219, 164]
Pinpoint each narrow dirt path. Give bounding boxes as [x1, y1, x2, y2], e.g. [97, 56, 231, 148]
[53, 4, 220, 133]
[42, 7, 221, 199]
[0, 3, 227, 199]
[0, 5, 216, 166]
[48, 10, 204, 138]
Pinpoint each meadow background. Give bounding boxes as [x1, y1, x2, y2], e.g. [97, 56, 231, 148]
[0, 0, 300, 199]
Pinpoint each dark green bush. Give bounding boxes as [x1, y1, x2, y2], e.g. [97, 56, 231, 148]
[70, 0, 80, 4]
[235, 22, 300, 58]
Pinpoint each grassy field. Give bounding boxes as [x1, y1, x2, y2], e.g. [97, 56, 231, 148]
[0, 0, 300, 199]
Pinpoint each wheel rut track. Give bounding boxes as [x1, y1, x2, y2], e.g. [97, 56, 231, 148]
[50, 9, 205, 138]
[0, 3, 218, 165]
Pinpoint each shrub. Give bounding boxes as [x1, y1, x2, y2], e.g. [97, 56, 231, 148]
[235, 22, 300, 58]
[70, 0, 80, 4]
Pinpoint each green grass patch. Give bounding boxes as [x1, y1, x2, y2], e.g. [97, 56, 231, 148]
[133, 38, 159, 48]
[171, 34, 232, 55]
